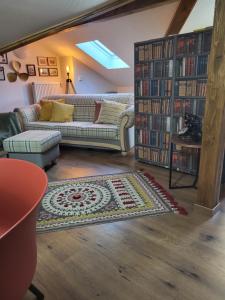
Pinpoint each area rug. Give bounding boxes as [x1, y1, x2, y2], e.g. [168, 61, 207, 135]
[37, 171, 187, 233]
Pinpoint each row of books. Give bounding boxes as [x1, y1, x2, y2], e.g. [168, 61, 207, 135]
[173, 99, 205, 116]
[136, 146, 198, 172]
[135, 31, 211, 64]
[137, 98, 204, 116]
[135, 39, 174, 62]
[176, 56, 195, 77]
[137, 98, 171, 115]
[136, 114, 171, 131]
[176, 36, 197, 56]
[136, 130, 160, 147]
[135, 114, 148, 128]
[175, 79, 207, 97]
[172, 150, 198, 174]
[136, 146, 169, 165]
[136, 130, 170, 149]
[176, 31, 212, 56]
[136, 79, 172, 97]
[175, 55, 208, 77]
[135, 60, 173, 79]
[172, 116, 184, 133]
[201, 30, 212, 53]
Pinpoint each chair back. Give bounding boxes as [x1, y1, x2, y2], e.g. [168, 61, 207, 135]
[0, 158, 47, 300]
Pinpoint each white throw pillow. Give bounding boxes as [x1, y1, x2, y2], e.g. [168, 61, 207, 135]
[95, 100, 127, 125]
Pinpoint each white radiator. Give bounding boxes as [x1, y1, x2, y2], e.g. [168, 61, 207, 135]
[32, 82, 63, 103]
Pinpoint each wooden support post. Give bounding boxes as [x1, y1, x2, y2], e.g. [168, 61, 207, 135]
[197, 0, 225, 209]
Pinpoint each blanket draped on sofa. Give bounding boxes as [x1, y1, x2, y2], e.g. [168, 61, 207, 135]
[0, 112, 21, 148]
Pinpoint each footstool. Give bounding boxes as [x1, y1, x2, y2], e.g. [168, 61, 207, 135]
[3, 130, 61, 168]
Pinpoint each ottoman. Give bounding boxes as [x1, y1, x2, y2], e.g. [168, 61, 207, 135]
[3, 130, 61, 168]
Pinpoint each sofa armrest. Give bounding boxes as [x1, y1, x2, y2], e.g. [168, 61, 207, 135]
[118, 105, 134, 129]
[14, 104, 40, 126]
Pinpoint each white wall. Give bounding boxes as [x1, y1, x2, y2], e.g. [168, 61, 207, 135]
[59, 56, 75, 93]
[117, 86, 134, 93]
[41, 1, 179, 89]
[180, 0, 215, 34]
[0, 44, 117, 112]
[0, 42, 61, 112]
[73, 58, 116, 93]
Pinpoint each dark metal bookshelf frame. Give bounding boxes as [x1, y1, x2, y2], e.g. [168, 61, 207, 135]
[134, 28, 212, 174]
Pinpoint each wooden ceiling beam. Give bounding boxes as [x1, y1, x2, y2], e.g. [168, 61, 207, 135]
[0, 0, 173, 55]
[165, 0, 197, 36]
[82, 0, 173, 23]
[0, 0, 133, 55]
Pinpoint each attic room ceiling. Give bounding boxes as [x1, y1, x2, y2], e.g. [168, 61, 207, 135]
[38, 0, 180, 87]
[0, 0, 131, 53]
[0, 0, 173, 54]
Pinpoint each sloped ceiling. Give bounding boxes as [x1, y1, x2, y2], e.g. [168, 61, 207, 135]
[0, 0, 118, 49]
[39, 0, 179, 87]
[180, 0, 215, 34]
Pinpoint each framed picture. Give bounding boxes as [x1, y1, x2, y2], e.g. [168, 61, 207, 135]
[0, 53, 8, 64]
[0, 67, 5, 80]
[47, 57, 57, 66]
[26, 64, 36, 76]
[49, 68, 58, 77]
[37, 56, 47, 66]
[38, 68, 49, 77]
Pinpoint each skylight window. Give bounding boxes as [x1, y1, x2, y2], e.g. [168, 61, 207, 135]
[76, 40, 129, 69]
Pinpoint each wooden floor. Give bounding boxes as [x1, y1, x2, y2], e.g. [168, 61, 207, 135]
[25, 147, 225, 300]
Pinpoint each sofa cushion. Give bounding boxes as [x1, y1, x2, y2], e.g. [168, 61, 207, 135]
[39, 99, 65, 121]
[25, 121, 119, 140]
[3, 130, 61, 153]
[50, 102, 74, 122]
[70, 99, 96, 122]
[46, 94, 134, 122]
[96, 101, 127, 125]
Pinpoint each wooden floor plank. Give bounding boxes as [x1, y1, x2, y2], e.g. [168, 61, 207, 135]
[24, 147, 225, 300]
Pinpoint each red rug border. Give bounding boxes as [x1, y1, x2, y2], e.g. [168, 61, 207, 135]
[142, 171, 188, 216]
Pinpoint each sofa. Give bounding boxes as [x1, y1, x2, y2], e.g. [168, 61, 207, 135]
[16, 93, 135, 155]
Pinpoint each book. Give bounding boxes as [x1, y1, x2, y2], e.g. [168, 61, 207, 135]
[135, 29, 212, 173]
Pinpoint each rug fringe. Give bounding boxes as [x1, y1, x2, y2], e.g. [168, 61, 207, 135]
[143, 172, 188, 216]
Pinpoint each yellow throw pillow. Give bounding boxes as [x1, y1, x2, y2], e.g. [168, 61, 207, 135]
[39, 99, 65, 121]
[50, 102, 74, 122]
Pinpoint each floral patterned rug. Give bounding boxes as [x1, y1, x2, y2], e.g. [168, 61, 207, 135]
[37, 171, 187, 233]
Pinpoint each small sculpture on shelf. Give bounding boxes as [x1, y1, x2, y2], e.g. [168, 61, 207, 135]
[178, 113, 202, 143]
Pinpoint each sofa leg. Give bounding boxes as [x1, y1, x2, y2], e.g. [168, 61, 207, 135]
[121, 151, 128, 156]
[29, 283, 44, 300]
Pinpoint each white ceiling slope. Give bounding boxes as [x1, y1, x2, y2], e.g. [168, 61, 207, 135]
[0, 0, 115, 48]
[40, 0, 179, 87]
[180, 0, 215, 34]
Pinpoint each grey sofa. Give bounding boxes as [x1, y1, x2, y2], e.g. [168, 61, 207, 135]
[16, 93, 135, 155]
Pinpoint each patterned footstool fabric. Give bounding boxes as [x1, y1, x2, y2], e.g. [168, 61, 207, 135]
[3, 130, 61, 153]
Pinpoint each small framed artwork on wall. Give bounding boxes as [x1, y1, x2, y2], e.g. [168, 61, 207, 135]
[26, 64, 36, 76]
[0, 54, 8, 64]
[37, 56, 47, 66]
[49, 68, 58, 77]
[0, 67, 5, 80]
[47, 57, 57, 66]
[38, 68, 49, 77]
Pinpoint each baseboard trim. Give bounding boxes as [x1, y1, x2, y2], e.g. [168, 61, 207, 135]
[194, 199, 225, 216]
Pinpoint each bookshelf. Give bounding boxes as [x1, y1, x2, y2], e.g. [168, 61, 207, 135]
[134, 28, 212, 174]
